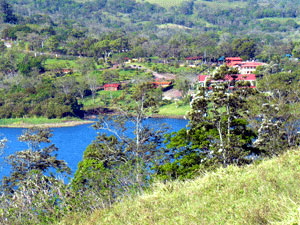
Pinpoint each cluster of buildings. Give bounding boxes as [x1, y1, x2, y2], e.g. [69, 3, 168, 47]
[199, 57, 266, 89]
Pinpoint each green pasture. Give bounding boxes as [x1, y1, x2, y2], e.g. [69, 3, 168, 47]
[158, 102, 190, 116]
[44, 58, 78, 70]
[80, 90, 123, 109]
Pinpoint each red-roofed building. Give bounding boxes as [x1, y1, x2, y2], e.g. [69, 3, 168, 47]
[152, 81, 172, 88]
[198, 74, 256, 88]
[225, 57, 243, 67]
[225, 57, 266, 74]
[239, 62, 265, 74]
[104, 83, 120, 91]
[186, 56, 203, 61]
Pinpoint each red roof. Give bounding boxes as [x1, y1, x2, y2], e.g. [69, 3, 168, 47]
[153, 81, 172, 85]
[199, 75, 208, 82]
[186, 56, 203, 60]
[104, 83, 120, 88]
[226, 57, 243, 61]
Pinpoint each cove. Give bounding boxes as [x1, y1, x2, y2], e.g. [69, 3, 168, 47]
[0, 118, 188, 180]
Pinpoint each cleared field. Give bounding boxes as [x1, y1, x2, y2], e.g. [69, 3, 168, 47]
[137, 0, 248, 8]
[136, 0, 189, 8]
[257, 17, 300, 25]
[158, 102, 190, 116]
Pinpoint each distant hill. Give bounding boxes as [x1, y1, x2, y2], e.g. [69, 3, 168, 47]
[63, 149, 300, 224]
[6, 0, 300, 39]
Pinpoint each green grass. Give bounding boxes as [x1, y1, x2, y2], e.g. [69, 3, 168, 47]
[257, 17, 300, 25]
[0, 117, 81, 126]
[137, 0, 248, 8]
[136, 0, 189, 8]
[158, 102, 190, 116]
[44, 59, 78, 70]
[197, 0, 247, 9]
[157, 23, 192, 30]
[80, 90, 123, 109]
[63, 149, 300, 224]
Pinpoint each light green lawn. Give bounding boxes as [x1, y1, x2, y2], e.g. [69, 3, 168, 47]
[80, 90, 123, 109]
[257, 17, 300, 25]
[63, 149, 300, 224]
[44, 59, 78, 70]
[158, 102, 190, 116]
[0, 117, 88, 128]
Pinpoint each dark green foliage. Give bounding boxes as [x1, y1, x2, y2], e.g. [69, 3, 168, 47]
[17, 55, 45, 76]
[1, 128, 71, 192]
[72, 82, 166, 206]
[232, 38, 257, 60]
[0, 0, 17, 24]
[156, 65, 258, 180]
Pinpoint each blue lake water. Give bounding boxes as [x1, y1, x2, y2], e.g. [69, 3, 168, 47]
[0, 118, 188, 180]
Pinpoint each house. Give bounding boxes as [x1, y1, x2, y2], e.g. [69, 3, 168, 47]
[225, 57, 265, 74]
[104, 83, 120, 91]
[199, 74, 256, 88]
[239, 62, 265, 74]
[61, 69, 73, 74]
[4, 42, 12, 48]
[225, 57, 243, 67]
[152, 81, 172, 88]
[186, 56, 203, 66]
[186, 56, 203, 61]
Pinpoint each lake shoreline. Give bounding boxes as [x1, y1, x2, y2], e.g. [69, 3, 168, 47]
[0, 120, 95, 128]
[0, 113, 187, 129]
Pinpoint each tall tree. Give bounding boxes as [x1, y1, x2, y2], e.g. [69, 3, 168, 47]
[0, 0, 18, 24]
[1, 128, 70, 192]
[72, 82, 166, 206]
[156, 65, 258, 180]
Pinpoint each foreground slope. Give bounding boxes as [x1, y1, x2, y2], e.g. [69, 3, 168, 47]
[64, 150, 300, 224]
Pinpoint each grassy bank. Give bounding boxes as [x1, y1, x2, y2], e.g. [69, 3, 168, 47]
[0, 117, 94, 128]
[63, 149, 300, 224]
[158, 102, 190, 117]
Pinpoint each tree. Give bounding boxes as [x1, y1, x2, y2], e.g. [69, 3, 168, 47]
[156, 65, 258, 180]
[250, 71, 300, 156]
[72, 82, 166, 206]
[1, 128, 71, 192]
[0, 0, 18, 24]
[232, 38, 257, 60]
[45, 36, 59, 53]
[55, 76, 76, 96]
[86, 72, 99, 104]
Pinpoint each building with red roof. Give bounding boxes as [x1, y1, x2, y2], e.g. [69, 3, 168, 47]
[104, 83, 120, 91]
[239, 62, 265, 74]
[225, 57, 265, 74]
[152, 81, 172, 88]
[186, 56, 203, 61]
[225, 57, 243, 67]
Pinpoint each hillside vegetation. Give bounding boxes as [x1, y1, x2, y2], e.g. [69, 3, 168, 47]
[64, 149, 300, 224]
[7, 0, 300, 38]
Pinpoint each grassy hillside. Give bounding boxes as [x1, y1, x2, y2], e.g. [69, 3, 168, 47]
[136, 0, 188, 8]
[137, 0, 248, 8]
[63, 149, 300, 224]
